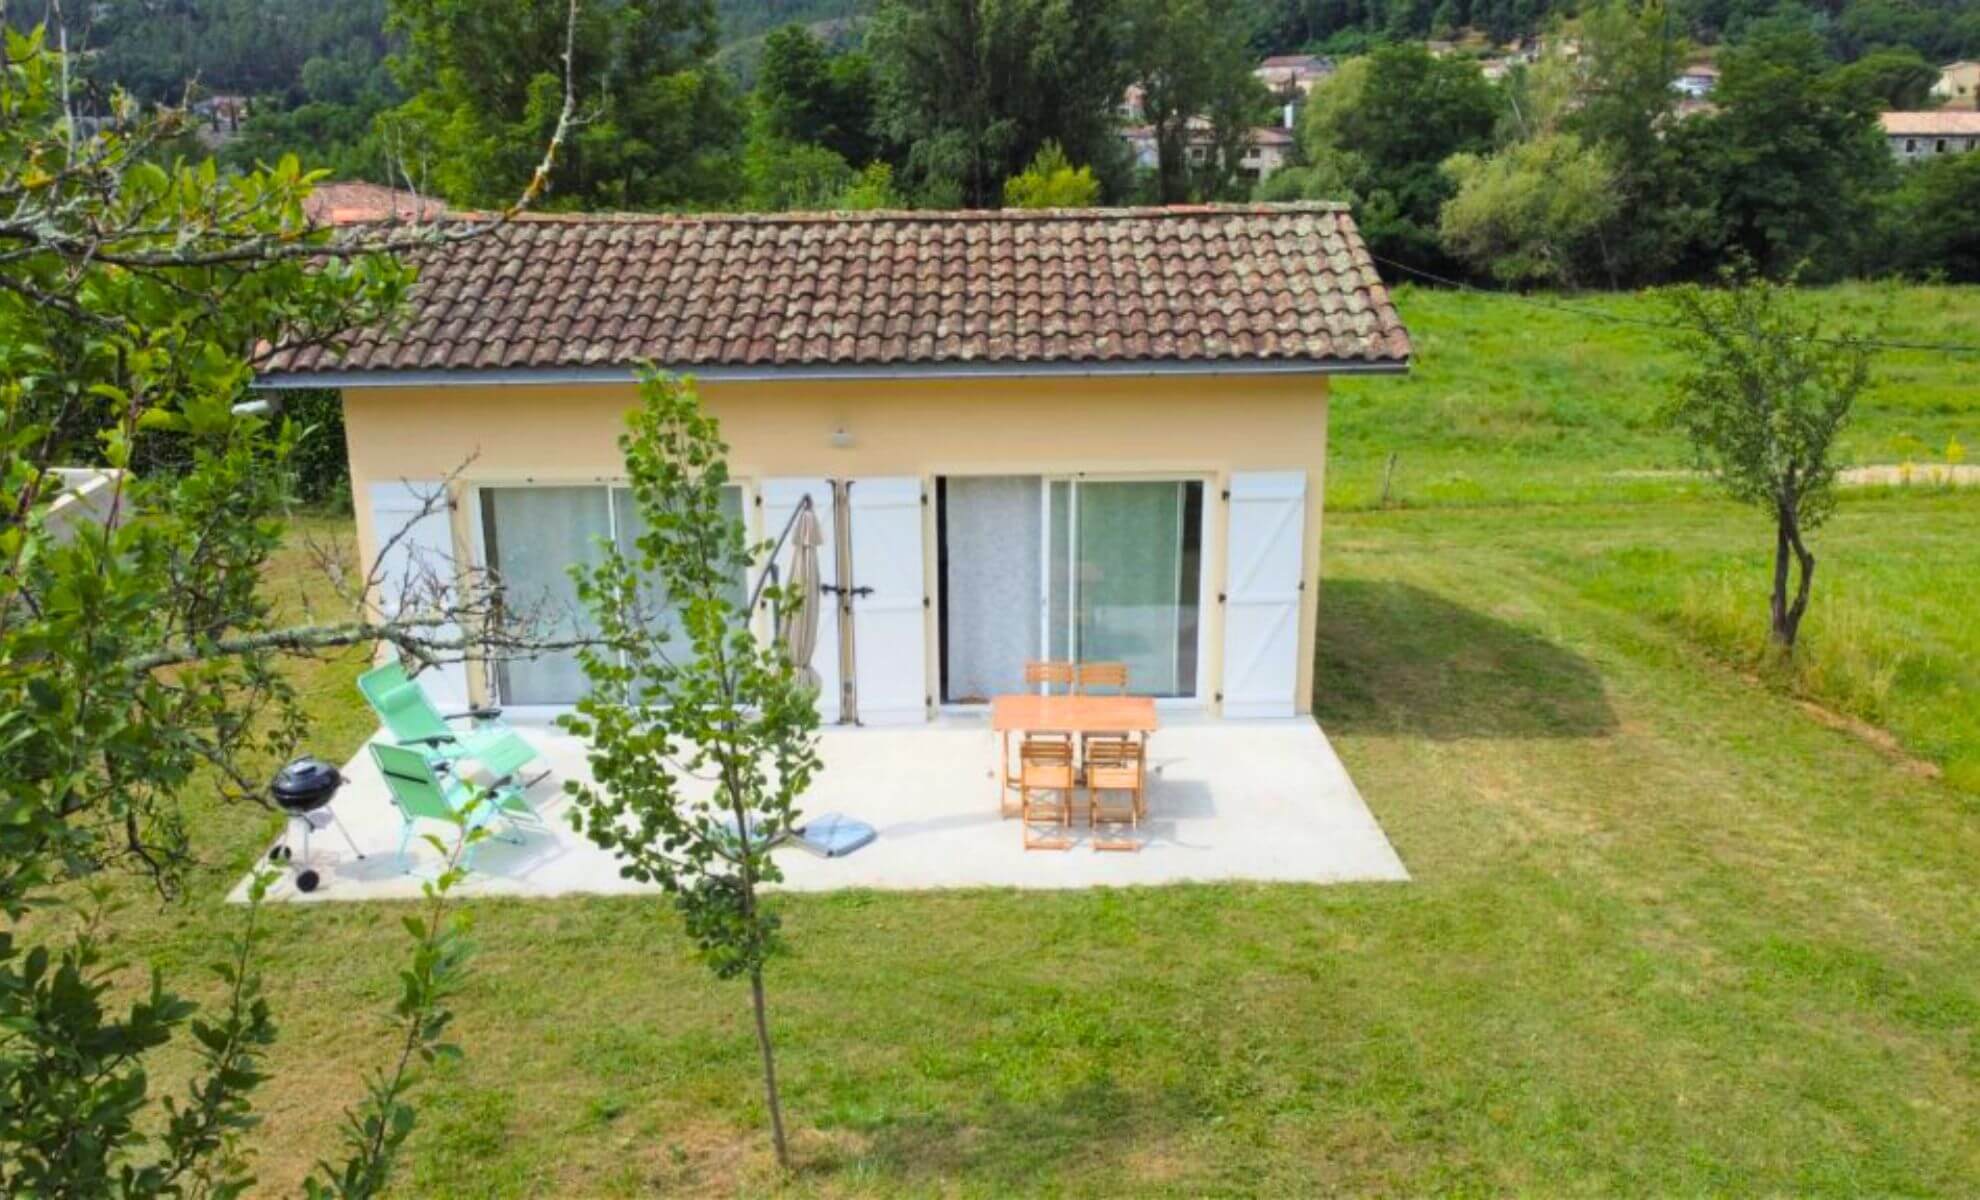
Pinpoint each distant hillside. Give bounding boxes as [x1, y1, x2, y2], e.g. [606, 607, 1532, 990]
[715, 0, 870, 46]
[713, 0, 870, 84]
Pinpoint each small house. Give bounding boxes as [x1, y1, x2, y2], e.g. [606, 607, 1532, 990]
[261, 205, 1410, 725]
[1880, 111, 1980, 161]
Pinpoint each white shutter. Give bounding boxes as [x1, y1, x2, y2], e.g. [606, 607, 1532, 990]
[846, 476, 928, 725]
[366, 480, 469, 708]
[1220, 471, 1307, 719]
[760, 478, 841, 725]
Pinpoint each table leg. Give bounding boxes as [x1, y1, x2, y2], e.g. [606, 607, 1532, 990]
[1000, 730, 1012, 817]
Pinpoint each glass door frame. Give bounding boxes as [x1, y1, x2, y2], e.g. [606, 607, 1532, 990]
[932, 469, 1215, 712]
[464, 475, 760, 718]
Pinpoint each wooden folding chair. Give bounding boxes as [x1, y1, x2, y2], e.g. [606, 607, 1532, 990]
[1019, 737, 1075, 850]
[1073, 661, 1132, 758]
[1002, 729, 1069, 817]
[1074, 661, 1129, 695]
[1024, 660, 1075, 694]
[1084, 736, 1145, 851]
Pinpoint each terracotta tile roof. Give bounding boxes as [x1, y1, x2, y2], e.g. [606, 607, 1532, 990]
[1880, 111, 1980, 136]
[302, 182, 450, 227]
[267, 203, 1410, 377]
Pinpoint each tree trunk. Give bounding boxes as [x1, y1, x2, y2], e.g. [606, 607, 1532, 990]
[1768, 514, 1791, 647]
[1769, 505, 1816, 651]
[748, 966, 791, 1170]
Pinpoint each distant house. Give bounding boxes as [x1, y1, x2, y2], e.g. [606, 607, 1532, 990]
[1932, 61, 1980, 110]
[1121, 120, 1293, 184]
[1118, 83, 1147, 124]
[1242, 126, 1296, 181]
[1880, 111, 1980, 162]
[1673, 63, 1719, 98]
[303, 182, 452, 227]
[194, 93, 249, 130]
[1254, 54, 1333, 99]
[1253, 55, 1334, 129]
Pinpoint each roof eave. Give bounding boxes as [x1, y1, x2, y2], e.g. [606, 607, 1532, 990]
[254, 357, 1411, 390]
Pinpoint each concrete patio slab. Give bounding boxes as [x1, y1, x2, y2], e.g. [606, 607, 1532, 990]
[238, 715, 1408, 903]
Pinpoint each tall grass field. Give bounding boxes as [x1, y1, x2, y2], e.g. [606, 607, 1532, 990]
[1333, 284, 1980, 794]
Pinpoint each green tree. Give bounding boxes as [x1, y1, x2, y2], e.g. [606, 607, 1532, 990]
[1826, 47, 1942, 111]
[384, 0, 742, 210]
[1, 23, 582, 1194]
[867, 0, 1132, 207]
[563, 371, 824, 1171]
[1003, 140, 1102, 207]
[1439, 133, 1620, 287]
[1675, 30, 1889, 279]
[1126, 0, 1273, 202]
[742, 133, 860, 210]
[837, 161, 908, 209]
[1263, 45, 1496, 271]
[1564, 0, 1709, 285]
[1881, 153, 1980, 283]
[754, 23, 881, 167]
[1662, 276, 1873, 652]
[740, 23, 893, 212]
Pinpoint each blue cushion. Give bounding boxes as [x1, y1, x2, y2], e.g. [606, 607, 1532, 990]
[796, 813, 877, 858]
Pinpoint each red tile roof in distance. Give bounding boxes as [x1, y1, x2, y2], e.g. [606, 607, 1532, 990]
[267, 203, 1411, 377]
[301, 182, 450, 227]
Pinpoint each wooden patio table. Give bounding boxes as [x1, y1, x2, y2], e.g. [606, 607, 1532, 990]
[990, 694, 1158, 813]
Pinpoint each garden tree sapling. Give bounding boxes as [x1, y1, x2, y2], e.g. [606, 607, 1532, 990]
[562, 370, 823, 1170]
[1662, 275, 1873, 652]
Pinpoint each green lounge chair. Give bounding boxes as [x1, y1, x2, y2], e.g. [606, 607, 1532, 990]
[357, 661, 544, 784]
[370, 741, 545, 871]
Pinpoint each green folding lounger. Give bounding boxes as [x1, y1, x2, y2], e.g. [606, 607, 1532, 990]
[357, 661, 544, 784]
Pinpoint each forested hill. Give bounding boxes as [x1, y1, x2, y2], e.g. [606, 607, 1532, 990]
[1253, 0, 1979, 59]
[22, 0, 1979, 107]
[717, 0, 869, 45]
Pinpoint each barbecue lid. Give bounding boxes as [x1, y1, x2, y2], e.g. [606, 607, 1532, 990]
[272, 756, 343, 801]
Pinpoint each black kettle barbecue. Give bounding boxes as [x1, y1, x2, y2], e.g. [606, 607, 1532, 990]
[270, 756, 365, 892]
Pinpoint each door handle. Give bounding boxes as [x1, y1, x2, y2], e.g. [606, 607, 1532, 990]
[822, 584, 875, 598]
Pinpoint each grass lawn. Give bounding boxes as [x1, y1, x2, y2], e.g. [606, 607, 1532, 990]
[113, 493, 1978, 1196]
[1326, 283, 1980, 510]
[78, 285, 1980, 1195]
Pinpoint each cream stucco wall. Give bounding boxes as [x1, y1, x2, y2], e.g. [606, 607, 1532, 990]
[342, 372, 1332, 716]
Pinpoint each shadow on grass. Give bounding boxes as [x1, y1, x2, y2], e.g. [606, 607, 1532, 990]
[1315, 579, 1616, 739]
[833, 1073, 1149, 1187]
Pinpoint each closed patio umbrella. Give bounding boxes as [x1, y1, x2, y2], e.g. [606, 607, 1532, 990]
[777, 503, 826, 697]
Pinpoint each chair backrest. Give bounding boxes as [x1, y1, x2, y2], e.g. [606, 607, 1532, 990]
[1024, 660, 1075, 693]
[358, 661, 451, 744]
[1085, 737, 1143, 786]
[1085, 736, 1139, 764]
[369, 741, 455, 822]
[1075, 662, 1129, 695]
[1020, 736, 1074, 786]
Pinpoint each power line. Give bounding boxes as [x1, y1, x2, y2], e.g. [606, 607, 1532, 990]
[1365, 253, 1980, 357]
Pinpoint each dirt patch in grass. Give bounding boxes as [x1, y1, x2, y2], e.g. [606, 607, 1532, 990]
[1839, 463, 1980, 488]
[1792, 698, 1942, 779]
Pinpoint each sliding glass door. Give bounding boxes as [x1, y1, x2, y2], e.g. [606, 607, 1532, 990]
[479, 483, 745, 706]
[1048, 479, 1202, 697]
[939, 475, 1204, 702]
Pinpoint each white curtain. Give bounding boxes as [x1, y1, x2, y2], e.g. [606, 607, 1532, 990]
[482, 486, 610, 705]
[943, 477, 1042, 702]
